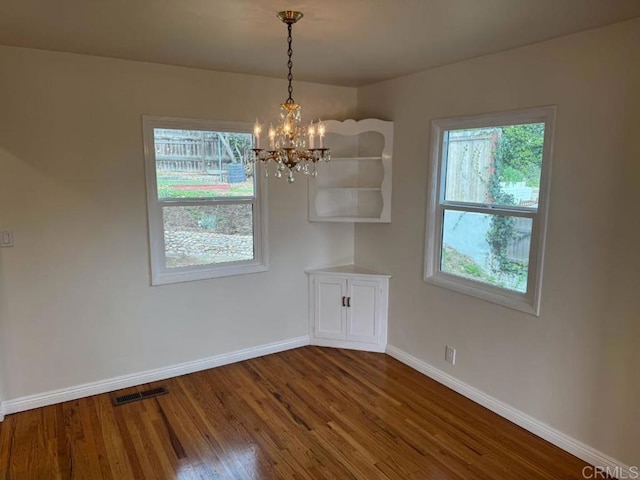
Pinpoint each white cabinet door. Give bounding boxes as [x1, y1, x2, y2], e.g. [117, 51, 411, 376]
[314, 276, 347, 340]
[346, 279, 380, 344]
[308, 267, 389, 352]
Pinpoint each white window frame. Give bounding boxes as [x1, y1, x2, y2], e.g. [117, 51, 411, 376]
[424, 106, 556, 315]
[142, 116, 268, 285]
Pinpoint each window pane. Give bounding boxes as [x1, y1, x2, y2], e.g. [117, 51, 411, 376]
[444, 123, 544, 208]
[163, 204, 254, 269]
[154, 128, 254, 199]
[441, 210, 532, 293]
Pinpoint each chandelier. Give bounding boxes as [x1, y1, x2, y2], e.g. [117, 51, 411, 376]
[251, 11, 330, 183]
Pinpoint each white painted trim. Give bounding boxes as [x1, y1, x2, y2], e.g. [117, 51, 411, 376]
[141, 115, 269, 286]
[424, 106, 557, 316]
[386, 344, 634, 477]
[0, 336, 310, 417]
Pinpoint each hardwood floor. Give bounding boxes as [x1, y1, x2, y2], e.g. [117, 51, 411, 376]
[0, 346, 591, 479]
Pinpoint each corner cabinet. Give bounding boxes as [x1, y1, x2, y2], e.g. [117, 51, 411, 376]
[306, 265, 390, 353]
[308, 119, 393, 223]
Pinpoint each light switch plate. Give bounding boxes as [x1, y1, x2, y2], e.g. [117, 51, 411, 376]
[0, 230, 13, 247]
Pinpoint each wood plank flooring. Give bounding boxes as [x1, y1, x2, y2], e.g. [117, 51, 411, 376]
[0, 347, 591, 479]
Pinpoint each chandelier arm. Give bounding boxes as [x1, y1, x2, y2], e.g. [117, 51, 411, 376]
[286, 22, 294, 104]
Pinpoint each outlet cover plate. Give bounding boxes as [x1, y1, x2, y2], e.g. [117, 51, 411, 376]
[445, 345, 456, 365]
[0, 230, 13, 247]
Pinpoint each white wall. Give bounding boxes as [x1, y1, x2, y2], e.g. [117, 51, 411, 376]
[0, 47, 356, 400]
[356, 19, 640, 466]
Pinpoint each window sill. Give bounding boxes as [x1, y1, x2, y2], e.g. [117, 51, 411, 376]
[152, 261, 268, 286]
[424, 273, 540, 316]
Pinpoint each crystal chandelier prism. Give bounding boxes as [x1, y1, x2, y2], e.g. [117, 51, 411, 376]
[251, 11, 330, 183]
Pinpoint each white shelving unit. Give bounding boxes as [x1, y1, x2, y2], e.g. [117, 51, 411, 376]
[308, 119, 393, 223]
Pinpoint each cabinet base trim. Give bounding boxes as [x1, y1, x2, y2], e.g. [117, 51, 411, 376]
[311, 338, 385, 353]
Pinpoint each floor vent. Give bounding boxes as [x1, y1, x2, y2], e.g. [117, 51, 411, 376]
[112, 386, 168, 406]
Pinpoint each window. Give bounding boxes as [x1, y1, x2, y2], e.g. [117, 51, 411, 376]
[143, 116, 267, 285]
[424, 106, 556, 315]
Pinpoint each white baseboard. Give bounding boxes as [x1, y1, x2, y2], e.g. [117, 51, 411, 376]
[1, 338, 632, 477]
[1, 336, 310, 418]
[385, 344, 633, 478]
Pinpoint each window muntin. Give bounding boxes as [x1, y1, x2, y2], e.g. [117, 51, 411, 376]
[143, 117, 267, 285]
[425, 107, 555, 314]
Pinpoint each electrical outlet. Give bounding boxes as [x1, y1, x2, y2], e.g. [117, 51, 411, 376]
[0, 230, 13, 247]
[445, 345, 456, 365]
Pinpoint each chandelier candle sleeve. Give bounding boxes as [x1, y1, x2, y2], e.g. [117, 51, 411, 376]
[318, 120, 325, 149]
[308, 123, 315, 149]
[268, 124, 275, 150]
[254, 120, 262, 149]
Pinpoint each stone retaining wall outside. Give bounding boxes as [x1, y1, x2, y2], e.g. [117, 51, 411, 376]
[164, 230, 253, 268]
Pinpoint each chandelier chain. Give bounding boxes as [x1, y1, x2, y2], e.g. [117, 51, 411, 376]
[286, 22, 294, 104]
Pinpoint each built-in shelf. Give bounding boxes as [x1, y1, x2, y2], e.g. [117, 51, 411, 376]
[308, 119, 393, 223]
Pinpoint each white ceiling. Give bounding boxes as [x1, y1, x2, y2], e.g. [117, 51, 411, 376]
[1, 0, 639, 86]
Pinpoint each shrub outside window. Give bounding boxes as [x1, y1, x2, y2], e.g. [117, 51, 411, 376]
[143, 116, 268, 285]
[424, 107, 556, 315]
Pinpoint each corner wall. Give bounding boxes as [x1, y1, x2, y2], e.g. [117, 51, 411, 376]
[356, 19, 640, 466]
[0, 47, 356, 401]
